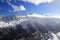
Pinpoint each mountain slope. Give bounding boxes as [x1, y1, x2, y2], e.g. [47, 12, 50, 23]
[0, 14, 60, 40]
[0, 14, 60, 32]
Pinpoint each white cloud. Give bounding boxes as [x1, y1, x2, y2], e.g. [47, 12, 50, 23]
[26, 13, 46, 18]
[12, 5, 26, 12]
[7, 1, 26, 12]
[22, 0, 53, 5]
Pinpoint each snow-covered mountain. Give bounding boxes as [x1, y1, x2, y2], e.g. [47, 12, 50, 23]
[0, 13, 60, 40]
[0, 14, 60, 31]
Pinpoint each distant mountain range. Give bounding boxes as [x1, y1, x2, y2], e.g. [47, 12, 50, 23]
[0, 14, 60, 32]
[0, 14, 60, 40]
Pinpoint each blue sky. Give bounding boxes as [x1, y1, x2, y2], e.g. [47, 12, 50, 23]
[0, 0, 60, 16]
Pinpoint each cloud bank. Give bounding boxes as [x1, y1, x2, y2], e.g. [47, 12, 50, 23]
[23, 0, 53, 5]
